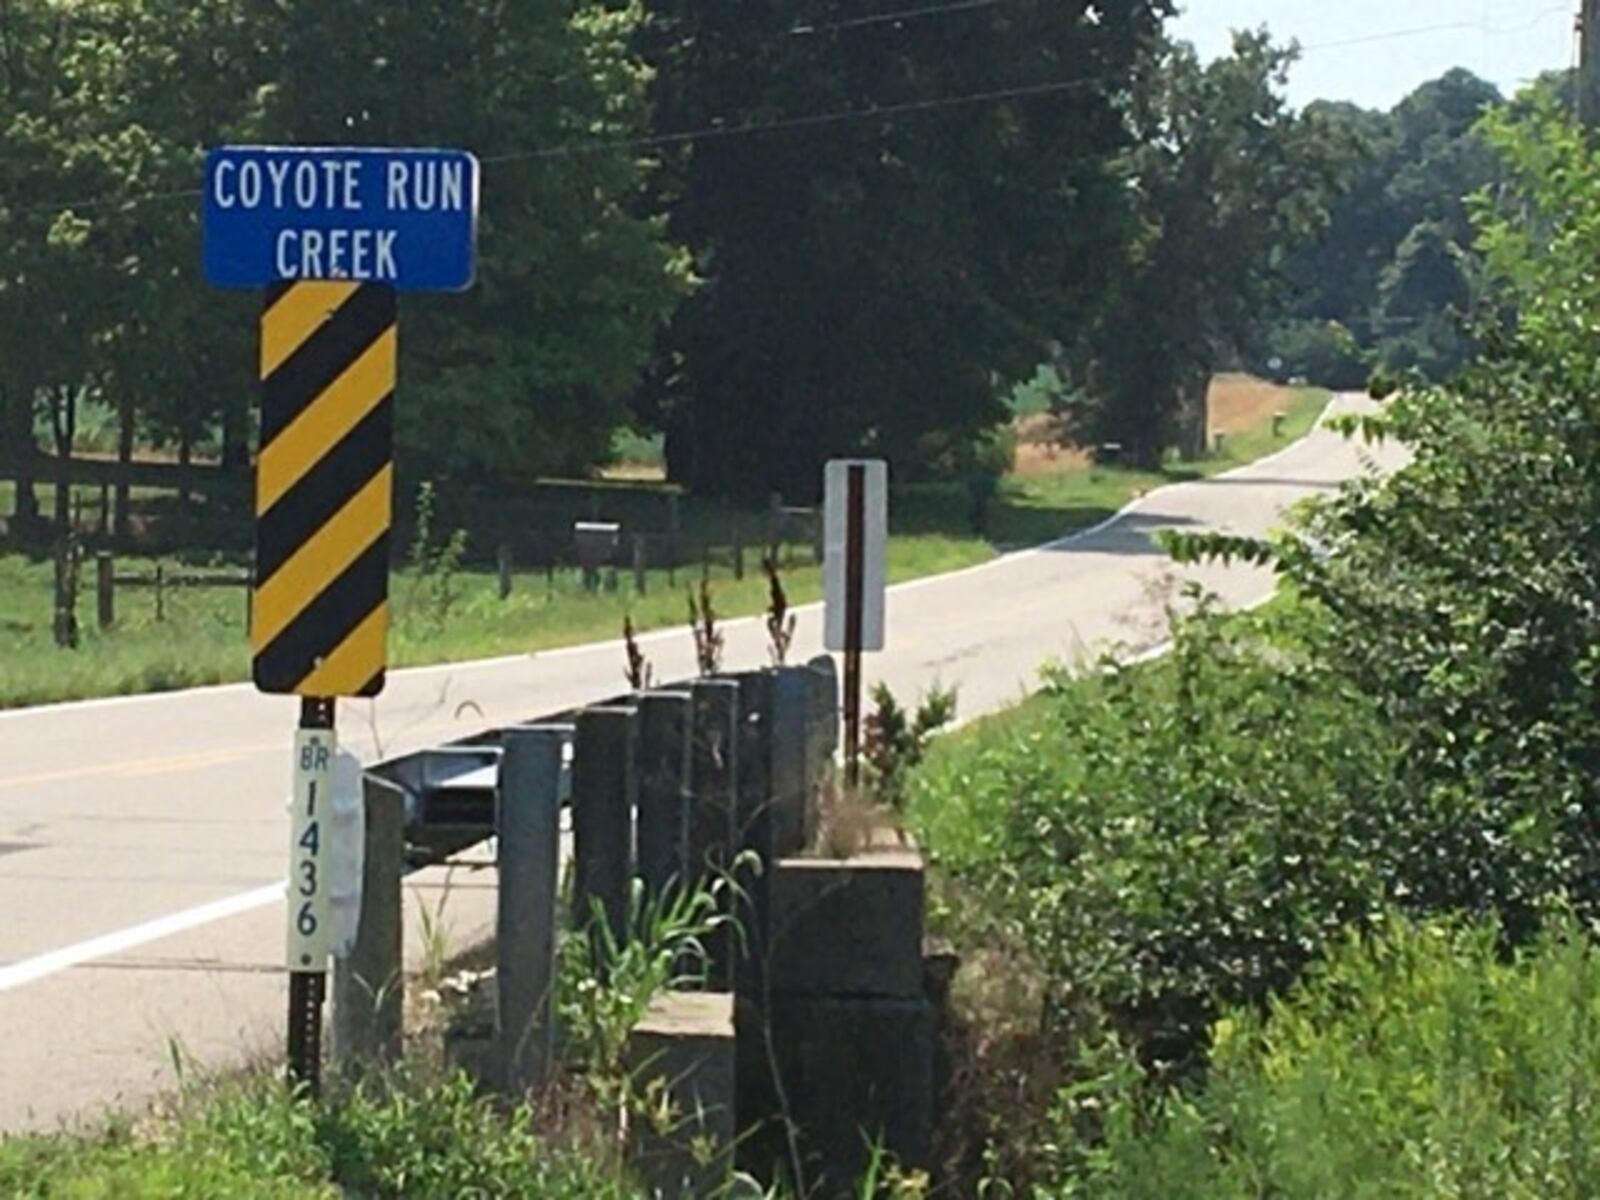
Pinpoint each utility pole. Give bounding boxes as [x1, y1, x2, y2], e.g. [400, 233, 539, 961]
[1581, 0, 1600, 128]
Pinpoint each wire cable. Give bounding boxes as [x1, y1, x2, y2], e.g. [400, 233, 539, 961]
[1297, 5, 1570, 55]
[7, 6, 1577, 217]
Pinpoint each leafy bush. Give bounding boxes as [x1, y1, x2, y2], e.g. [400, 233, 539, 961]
[909, 596, 1399, 1075]
[1172, 100, 1600, 947]
[1049, 913, 1600, 1199]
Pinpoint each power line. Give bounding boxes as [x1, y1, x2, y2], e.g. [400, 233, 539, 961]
[787, 0, 1007, 37]
[480, 74, 1105, 166]
[11, 5, 1576, 218]
[1297, 6, 1571, 55]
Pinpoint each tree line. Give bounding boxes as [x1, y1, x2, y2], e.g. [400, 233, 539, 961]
[0, 1, 1513, 533]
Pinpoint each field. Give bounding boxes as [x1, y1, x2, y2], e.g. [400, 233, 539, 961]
[0, 381, 1325, 709]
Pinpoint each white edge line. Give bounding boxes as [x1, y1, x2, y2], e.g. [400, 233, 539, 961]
[0, 394, 1348, 721]
[0, 421, 1332, 992]
[0, 589, 1289, 992]
[0, 883, 285, 993]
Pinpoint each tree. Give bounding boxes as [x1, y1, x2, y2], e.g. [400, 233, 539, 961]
[1077, 32, 1345, 466]
[256, 0, 689, 485]
[1181, 98, 1600, 936]
[638, 0, 1172, 498]
[1265, 68, 1504, 386]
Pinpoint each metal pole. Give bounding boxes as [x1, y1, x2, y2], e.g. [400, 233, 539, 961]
[331, 774, 406, 1078]
[288, 696, 335, 1096]
[495, 725, 568, 1095]
[842, 465, 866, 789]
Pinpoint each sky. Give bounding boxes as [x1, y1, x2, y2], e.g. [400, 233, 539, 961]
[1168, 0, 1576, 112]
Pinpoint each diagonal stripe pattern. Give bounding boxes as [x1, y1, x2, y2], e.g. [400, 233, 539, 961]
[252, 281, 395, 698]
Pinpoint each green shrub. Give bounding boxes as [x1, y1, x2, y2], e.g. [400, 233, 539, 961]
[1051, 912, 1600, 1199]
[909, 596, 1399, 1075]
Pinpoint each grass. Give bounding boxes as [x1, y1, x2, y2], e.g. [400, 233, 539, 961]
[0, 387, 1326, 709]
[1065, 913, 1600, 1199]
[0, 1071, 644, 1199]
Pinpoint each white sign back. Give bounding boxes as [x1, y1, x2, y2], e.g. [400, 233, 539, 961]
[823, 459, 888, 652]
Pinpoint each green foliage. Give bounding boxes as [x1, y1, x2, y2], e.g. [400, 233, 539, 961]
[559, 874, 742, 1148]
[0, 0, 686, 497]
[404, 482, 468, 633]
[0, 1073, 635, 1198]
[863, 682, 957, 810]
[639, 0, 1173, 498]
[909, 598, 1398, 1075]
[1270, 68, 1504, 385]
[1049, 913, 1600, 1199]
[1079, 32, 1345, 465]
[1260, 318, 1368, 390]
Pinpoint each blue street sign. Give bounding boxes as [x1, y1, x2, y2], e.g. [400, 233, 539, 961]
[203, 146, 479, 291]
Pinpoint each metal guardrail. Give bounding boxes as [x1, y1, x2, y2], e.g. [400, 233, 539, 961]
[333, 656, 841, 1089]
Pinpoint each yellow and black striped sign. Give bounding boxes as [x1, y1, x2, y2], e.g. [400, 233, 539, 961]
[251, 281, 395, 698]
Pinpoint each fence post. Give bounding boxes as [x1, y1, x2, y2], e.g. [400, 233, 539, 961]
[732, 529, 745, 581]
[633, 534, 648, 596]
[667, 492, 682, 570]
[766, 492, 783, 553]
[497, 545, 513, 601]
[690, 680, 741, 990]
[636, 691, 693, 903]
[495, 724, 569, 1095]
[52, 536, 79, 649]
[154, 562, 165, 622]
[332, 775, 407, 1078]
[96, 552, 114, 631]
[571, 706, 639, 955]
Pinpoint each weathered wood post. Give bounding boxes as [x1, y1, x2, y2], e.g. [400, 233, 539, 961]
[667, 492, 682, 574]
[637, 691, 693, 902]
[633, 533, 648, 596]
[497, 544, 513, 601]
[332, 775, 407, 1077]
[96, 552, 115, 631]
[494, 724, 570, 1095]
[765, 492, 783, 556]
[689, 680, 741, 990]
[1272, 410, 1287, 438]
[571, 706, 639, 957]
[154, 562, 165, 622]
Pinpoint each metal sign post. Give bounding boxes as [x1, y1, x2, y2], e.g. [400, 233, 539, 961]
[203, 144, 478, 1094]
[823, 459, 888, 789]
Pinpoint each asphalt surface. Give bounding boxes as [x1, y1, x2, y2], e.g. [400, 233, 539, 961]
[0, 393, 1403, 1131]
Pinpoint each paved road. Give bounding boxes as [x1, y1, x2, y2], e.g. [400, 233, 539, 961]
[0, 394, 1402, 1131]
